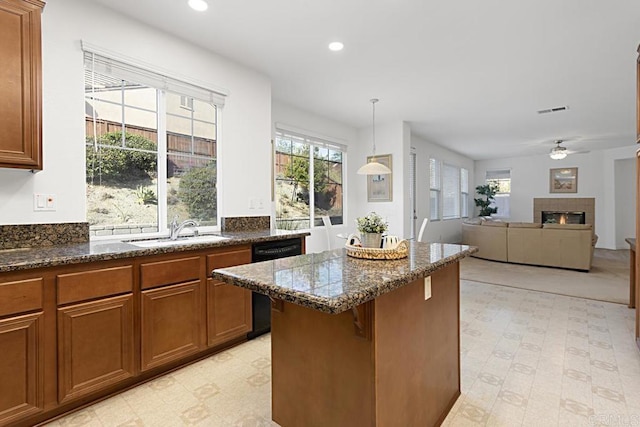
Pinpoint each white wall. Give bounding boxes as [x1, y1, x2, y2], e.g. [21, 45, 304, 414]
[614, 158, 636, 249]
[0, 0, 272, 225]
[412, 135, 475, 244]
[349, 121, 409, 239]
[475, 145, 637, 249]
[271, 100, 358, 253]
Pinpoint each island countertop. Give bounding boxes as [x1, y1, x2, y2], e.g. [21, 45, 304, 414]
[212, 242, 477, 314]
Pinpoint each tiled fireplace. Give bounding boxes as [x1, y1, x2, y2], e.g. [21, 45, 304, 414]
[533, 198, 595, 226]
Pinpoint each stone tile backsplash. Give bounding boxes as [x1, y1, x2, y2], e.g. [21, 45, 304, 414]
[0, 222, 89, 249]
[221, 216, 271, 232]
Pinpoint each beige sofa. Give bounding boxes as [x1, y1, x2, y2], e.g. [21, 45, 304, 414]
[462, 220, 596, 271]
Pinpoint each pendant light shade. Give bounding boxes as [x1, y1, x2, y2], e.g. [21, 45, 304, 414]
[357, 161, 392, 175]
[358, 98, 391, 175]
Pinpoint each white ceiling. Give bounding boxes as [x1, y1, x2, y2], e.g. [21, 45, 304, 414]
[88, 0, 640, 160]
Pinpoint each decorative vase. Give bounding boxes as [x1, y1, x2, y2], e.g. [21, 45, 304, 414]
[361, 232, 383, 249]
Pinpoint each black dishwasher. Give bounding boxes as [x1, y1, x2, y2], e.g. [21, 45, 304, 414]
[249, 238, 303, 339]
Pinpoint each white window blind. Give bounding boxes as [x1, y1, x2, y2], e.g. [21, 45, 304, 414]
[409, 151, 417, 238]
[82, 47, 226, 106]
[442, 163, 460, 219]
[429, 158, 440, 220]
[275, 128, 347, 153]
[461, 168, 469, 218]
[486, 169, 511, 182]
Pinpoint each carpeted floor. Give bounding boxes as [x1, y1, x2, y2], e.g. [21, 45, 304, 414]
[460, 248, 631, 305]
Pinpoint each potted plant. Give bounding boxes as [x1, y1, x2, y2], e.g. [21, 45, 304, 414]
[474, 183, 499, 217]
[356, 212, 388, 248]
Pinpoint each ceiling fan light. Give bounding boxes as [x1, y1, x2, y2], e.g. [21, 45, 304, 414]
[549, 146, 567, 160]
[357, 159, 392, 175]
[188, 0, 208, 11]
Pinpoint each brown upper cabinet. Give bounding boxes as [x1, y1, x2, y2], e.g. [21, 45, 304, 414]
[0, 0, 45, 171]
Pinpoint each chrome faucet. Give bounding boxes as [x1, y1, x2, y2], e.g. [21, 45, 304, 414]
[169, 217, 199, 240]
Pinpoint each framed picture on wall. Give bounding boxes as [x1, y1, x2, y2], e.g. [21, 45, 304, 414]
[549, 167, 578, 193]
[367, 154, 393, 202]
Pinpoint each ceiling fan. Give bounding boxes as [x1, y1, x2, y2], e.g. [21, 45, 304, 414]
[549, 139, 589, 160]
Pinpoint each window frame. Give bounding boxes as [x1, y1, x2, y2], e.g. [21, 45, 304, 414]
[442, 162, 461, 220]
[84, 49, 224, 241]
[461, 167, 469, 218]
[274, 129, 346, 230]
[429, 158, 441, 221]
[485, 169, 511, 219]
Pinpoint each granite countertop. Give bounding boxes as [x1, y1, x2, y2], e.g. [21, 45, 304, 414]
[212, 242, 477, 314]
[626, 237, 636, 250]
[0, 230, 309, 273]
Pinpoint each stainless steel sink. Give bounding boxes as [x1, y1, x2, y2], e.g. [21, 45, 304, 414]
[128, 234, 229, 248]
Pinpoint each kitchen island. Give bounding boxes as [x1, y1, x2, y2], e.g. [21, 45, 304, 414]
[212, 242, 477, 427]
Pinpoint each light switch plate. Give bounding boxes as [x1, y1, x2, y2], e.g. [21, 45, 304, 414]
[34, 193, 56, 211]
[424, 276, 432, 300]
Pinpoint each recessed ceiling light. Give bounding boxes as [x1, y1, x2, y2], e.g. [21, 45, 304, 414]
[188, 0, 208, 12]
[328, 42, 344, 52]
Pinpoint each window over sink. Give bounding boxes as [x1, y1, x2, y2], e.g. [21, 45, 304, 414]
[83, 48, 226, 238]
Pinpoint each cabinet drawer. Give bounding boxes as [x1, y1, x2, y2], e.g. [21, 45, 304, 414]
[57, 266, 133, 305]
[207, 248, 251, 271]
[0, 278, 43, 317]
[140, 257, 200, 290]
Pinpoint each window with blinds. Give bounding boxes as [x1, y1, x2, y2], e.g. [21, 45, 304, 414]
[486, 169, 511, 218]
[461, 168, 469, 218]
[442, 163, 461, 219]
[274, 129, 345, 230]
[84, 47, 225, 238]
[429, 158, 440, 220]
[409, 151, 417, 238]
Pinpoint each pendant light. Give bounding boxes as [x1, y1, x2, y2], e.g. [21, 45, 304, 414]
[357, 98, 392, 175]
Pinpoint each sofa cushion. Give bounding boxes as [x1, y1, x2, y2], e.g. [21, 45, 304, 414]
[481, 221, 508, 227]
[463, 217, 483, 225]
[508, 222, 542, 228]
[542, 223, 592, 230]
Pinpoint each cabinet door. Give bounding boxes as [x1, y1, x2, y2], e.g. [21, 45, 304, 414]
[206, 248, 252, 346]
[0, 312, 44, 425]
[0, 0, 44, 170]
[57, 294, 135, 404]
[207, 278, 252, 346]
[141, 281, 201, 371]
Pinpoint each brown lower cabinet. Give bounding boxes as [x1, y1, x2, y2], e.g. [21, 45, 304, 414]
[141, 281, 202, 371]
[0, 276, 45, 426]
[0, 241, 293, 427]
[206, 247, 252, 347]
[57, 294, 135, 403]
[0, 312, 44, 425]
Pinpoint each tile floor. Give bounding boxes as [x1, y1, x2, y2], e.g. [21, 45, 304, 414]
[46, 279, 640, 427]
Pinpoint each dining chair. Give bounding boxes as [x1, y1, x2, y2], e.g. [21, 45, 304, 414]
[417, 218, 429, 242]
[321, 216, 334, 250]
